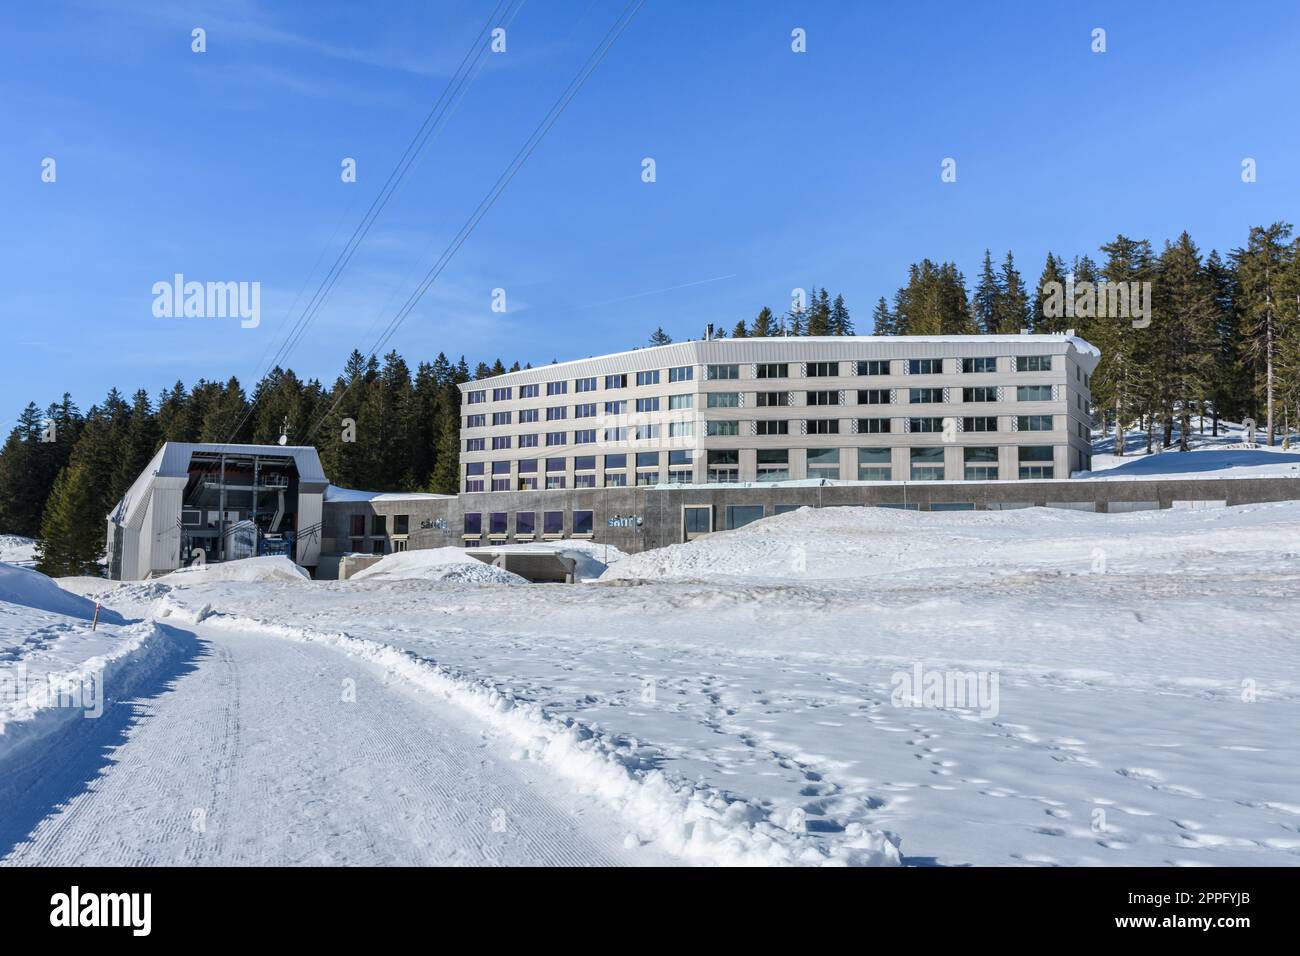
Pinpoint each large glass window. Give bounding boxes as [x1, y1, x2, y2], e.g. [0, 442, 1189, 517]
[909, 417, 945, 433]
[546, 457, 566, 472]
[573, 510, 594, 535]
[518, 459, 538, 473]
[1018, 445, 1055, 479]
[707, 421, 740, 436]
[807, 362, 838, 377]
[668, 394, 692, 410]
[636, 451, 660, 469]
[707, 364, 739, 380]
[546, 406, 566, 421]
[464, 513, 482, 535]
[668, 365, 694, 382]
[807, 390, 838, 406]
[961, 357, 996, 373]
[604, 400, 627, 415]
[491, 436, 511, 450]
[858, 447, 891, 481]
[575, 403, 597, 418]
[636, 370, 660, 386]
[1016, 355, 1052, 372]
[859, 417, 890, 434]
[493, 387, 512, 401]
[575, 377, 597, 392]
[545, 432, 566, 446]
[962, 387, 998, 403]
[909, 387, 944, 404]
[604, 454, 627, 469]
[706, 449, 739, 482]
[859, 389, 891, 405]
[516, 512, 535, 535]
[605, 374, 627, 389]
[963, 416, 998, 432]
[520, 383, 539, 398]
[857, 360, 889, 376]
[726, 505, 765, 529]
[756, 391, 788, 407]
[1018, 414, 1054, 431]
[684, 506, 711, 534]
[908, 358, 942, 375]
[574, 455, 596, 471]
[756, 449, 789, 481]
[544, 511, 564, 535]
[546, 381, 567, 396]
[636, 397, 660, 412]
[756, 363, 789, 379]
[806, 419, 838, 435]
[492, 411, 512, 425]
[910, 447, 946, 481]
[756, 420, 789, 435]
[707, 392, 740, 408]
[574, 429, 596, 444]
[489, 512, 507, 535]
[519, 408, 539, 423]
[806, 447, 840, 480]
[964, 446, 999, 481]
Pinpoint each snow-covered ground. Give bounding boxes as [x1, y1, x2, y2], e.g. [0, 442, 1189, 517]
[1084, 418, 1300, 479]
[0, 535, 36, 568]
[17, 500, 1293, 867]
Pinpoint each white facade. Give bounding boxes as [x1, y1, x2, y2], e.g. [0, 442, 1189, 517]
[457, 335, 1100, 490]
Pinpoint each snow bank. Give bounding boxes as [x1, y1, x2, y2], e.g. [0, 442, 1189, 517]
[161, 556, 311, 585]
[151, 593, 899, 866]
[0, 535, 36, 568]
[348, 548, 524, 585]
[0, 565, 167, 766]
[0, 562, 120, 622]
[473, 539, 626, 581]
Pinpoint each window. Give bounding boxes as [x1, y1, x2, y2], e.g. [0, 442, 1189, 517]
[371, 514, 387, 536]
[963, 387, 998, 403]
[636, 370, 660, 386]
[707, 392, 739, 408]
[545, 457, 565, 473]
[807, 362, 838, 377]
[546, 406, 566, 421]
[544, 511, 563, 535]
[668, 421, 694, 438]
[807, 419, 839, 435]
[464, 513, 482, 536]
[636, 452, 659, 469]
[604, 472, 627, 486]
[492, 411, 512, 426]
[908, 358, 942, 375]
[492, 436, 511, 450]
[961, 357, 996, 374]
[546, 381, 567, 396]
[574, 474, 596, 488]
[707, 449, 739, 482]
[520, 383, 539, 399]
[489, 512, 507, 535]
[575, 403, 597, 418]
[726, 505, 765, 529]
[756, 363, 789, 379]
[573, 510, 594, 535]
[964, 446, 999, 481]
[707, 364, 739, 380]
[857, 360, 889, 376]
[516, 512, 535, 535]
[756, 391, 788, 407]
[545, 475, 566, 489]
[1017, 385, 1053, 402]
[756, 449, 789, 481]
[467, 390, 486, 404]
[634, 424, 659, 440]
[807, 390, 839, 406]
[909, 417, 945, 433]
[964, 416, 998, 432]
[707, 420, 739, 436]
[604, 400, 627, 415]
[518, 459, 538, 473]
[636, 397, 660, 412]
[669, 365, 694, 382]
[859, 388, 891, 405]
[604, 454, 627, 469]
[518, 434, 538, 448]
[1017, 415, 1054, 431]
[858, 417, 890, 434]
[574, 429, 596, 444]
[604, 426, 630, 442]
[1016, 355, 1052, 372]
[492, 387, 512, 401]
[518, 476, 537, 491]
[669, 450, 693, 467]
[466, 462, 485, 476]
[575, 377, 597, 392]
[519, 408, 539, 423]
[909, 387, 944, 404]
[756, 420, 789, 435]
[806, 447, 840, 479]
[668, 394, 692, 410]
[910, 447, 946, 481]
[466, 414, 486, 428]
[858, 447, 891, 481]
[349, 514, 365, 537]
[684, 506, 712, 534]
[464, 479, 484, 492]
[394, 515, 409, 535]
[605, 373, 627, 389]
[1018, 445, 1055, 479]
[465, 438, 485, 451]
[546, 432, 566, 446]
[636, 471, 658, 486]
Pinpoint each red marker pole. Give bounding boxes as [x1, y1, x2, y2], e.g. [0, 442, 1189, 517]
[92, 602, 101, 632]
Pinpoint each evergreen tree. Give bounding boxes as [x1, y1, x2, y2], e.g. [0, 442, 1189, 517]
[829, 293, 853, 335]
[870, 296, 895, 335]
[1233, 222, 1293, 445]
[751, 307, 775, 337]
[1032, 253, 1069, 333]
[806, 288, 832, 336]
[973, 250, 1000, 334]
[36, 459, 104, 576]
[648, 327, 673, 346]
[731, 318, 748, 338]
[1153, 233, 1216, 450]
[993, 252, 1030, 334]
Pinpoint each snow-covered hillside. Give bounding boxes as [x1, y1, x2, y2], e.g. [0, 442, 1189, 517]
[48, 501, 1296, 866]
[0, 536, 36, 568]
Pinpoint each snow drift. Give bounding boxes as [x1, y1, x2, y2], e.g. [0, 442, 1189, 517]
[348, 548, 525, 585]
[162, 556, 311, 585]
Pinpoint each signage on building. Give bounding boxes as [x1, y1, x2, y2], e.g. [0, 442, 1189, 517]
[608, 514, 642, 529]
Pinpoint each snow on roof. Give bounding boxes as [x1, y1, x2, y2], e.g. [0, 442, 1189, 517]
[324, 485, 453, 503]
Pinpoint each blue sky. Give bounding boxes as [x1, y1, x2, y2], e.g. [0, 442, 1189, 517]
[3, 0, 1298, 421]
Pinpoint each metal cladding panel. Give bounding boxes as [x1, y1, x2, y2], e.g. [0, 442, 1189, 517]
[149, 482, 185, 575]
[296, 491, 324, 567]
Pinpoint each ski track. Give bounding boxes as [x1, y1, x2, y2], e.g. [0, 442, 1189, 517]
[1, 620, 666, 867]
